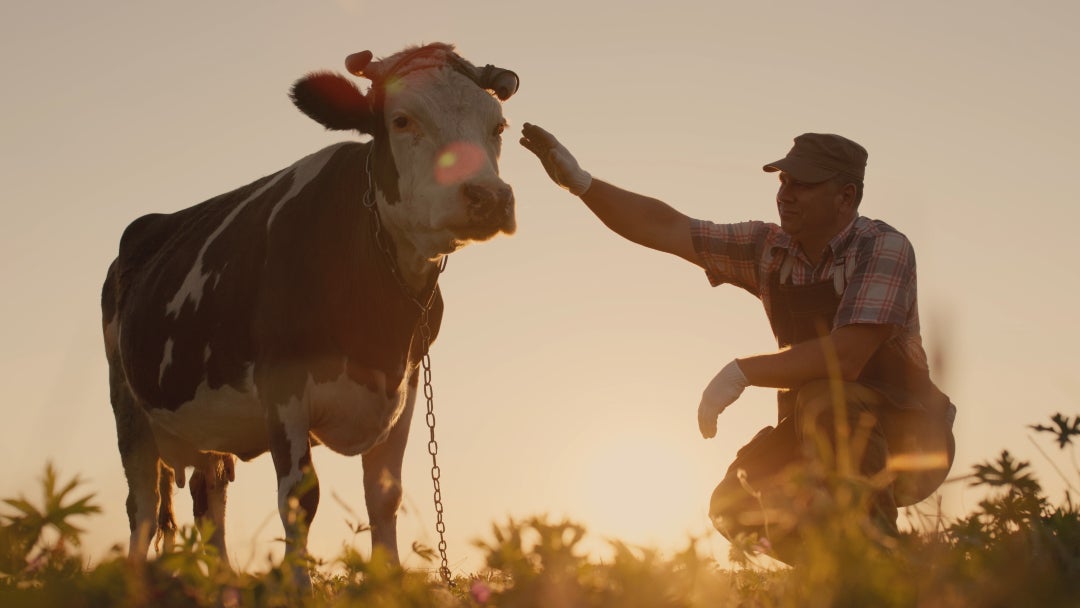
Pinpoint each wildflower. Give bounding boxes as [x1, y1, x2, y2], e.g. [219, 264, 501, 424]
[752, 536, 773, 555]
[470, 578, 492, 604]
[221, 587, 241, 608]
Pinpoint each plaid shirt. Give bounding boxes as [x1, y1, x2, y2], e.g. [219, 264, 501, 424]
[690, 216, 929, 369]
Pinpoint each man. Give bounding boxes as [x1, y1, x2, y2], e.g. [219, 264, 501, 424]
[519, 123, 956, 562]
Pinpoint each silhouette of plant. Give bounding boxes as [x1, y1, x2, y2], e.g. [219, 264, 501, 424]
[1030, 413, 1080, 449]
[0, 462, 100, 581]
[1, 416, 1079, 606]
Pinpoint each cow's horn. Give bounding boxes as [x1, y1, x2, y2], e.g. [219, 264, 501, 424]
[345, 51, 374, 76]
[479, 65, 519, 101]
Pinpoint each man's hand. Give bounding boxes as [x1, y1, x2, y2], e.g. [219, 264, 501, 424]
[698, 360, 751, 439]
[520, 123, 593, 196]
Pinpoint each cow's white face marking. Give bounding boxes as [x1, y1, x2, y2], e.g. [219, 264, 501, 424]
[165, 145, 342, 320]
[378, 64, 511, 288]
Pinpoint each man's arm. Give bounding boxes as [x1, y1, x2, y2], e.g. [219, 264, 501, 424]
[697, 323, 893, 437]
[579, 179, 700, 266]
[520, 123, 701, 266]
[737, 323, 894, 389]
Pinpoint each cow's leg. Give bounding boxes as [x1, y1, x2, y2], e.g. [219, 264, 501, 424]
[157, 462, 178, 553]
[362, 383, 417, 564]
[109, 361, 164, 560]
[190, 453, 236, 566]
[267, 401, 319, 589]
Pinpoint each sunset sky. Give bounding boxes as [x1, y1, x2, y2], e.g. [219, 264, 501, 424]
[3, 1, 1078, 575]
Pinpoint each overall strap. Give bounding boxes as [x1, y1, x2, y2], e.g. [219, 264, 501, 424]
[831, 257, 847, 297]
[777, 248, 853, 295]
[778, 249, 796, 285]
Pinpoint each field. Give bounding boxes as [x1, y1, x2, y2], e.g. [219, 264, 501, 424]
[2, 414, 1077, 607]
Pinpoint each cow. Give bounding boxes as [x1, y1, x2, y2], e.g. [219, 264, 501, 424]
[100, 42, 518, 585]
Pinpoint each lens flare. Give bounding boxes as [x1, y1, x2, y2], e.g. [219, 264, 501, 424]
[384, 77, 405, 96]
[887, 451, 949, 471]
[435, 141, 485, 185]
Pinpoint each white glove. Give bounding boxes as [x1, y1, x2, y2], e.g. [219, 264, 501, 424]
[519, 122, 593, 196]
[698, 359, 750, 439]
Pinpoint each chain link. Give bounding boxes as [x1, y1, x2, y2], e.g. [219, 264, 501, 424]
[363, 147, 453, 585]
[417, 282, 452, 585]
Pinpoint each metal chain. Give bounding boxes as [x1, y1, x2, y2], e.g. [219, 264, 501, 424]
[363, 147, 453, 585]
[418, 306, 452, 585]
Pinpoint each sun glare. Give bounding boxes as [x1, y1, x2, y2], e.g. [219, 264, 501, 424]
[573, 434, 700, 549]
[435, 141, 484, 185]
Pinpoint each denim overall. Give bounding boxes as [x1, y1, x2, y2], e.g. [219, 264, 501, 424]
[709, 252, 956, 554]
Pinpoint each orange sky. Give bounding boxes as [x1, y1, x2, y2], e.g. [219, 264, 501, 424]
[2, 1, 1078, 575]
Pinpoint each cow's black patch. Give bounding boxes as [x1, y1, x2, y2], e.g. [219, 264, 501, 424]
[290, 72, 374, 134]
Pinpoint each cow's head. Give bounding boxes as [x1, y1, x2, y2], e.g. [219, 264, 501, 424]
[290, 43, 518, 257]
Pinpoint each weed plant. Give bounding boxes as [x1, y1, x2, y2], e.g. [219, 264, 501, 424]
[1, 414, 1077, 607]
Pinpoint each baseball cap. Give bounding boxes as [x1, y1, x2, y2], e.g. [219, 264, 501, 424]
[763, 133, 867, 183]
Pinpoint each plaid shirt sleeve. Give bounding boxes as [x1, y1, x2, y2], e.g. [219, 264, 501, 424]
[690, 219, 775, 295]
[835, 226, 917, 328]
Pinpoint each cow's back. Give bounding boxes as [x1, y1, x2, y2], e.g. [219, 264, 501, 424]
[109, 142, 379, 413]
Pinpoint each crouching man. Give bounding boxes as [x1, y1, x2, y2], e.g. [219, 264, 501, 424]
[520, 123, 956, 562]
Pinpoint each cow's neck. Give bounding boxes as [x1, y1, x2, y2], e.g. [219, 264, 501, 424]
[368, 199, 442, 301]
[359, 157, 439, 303]
[389, 234, 443, 297]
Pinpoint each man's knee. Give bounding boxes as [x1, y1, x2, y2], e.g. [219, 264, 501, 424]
[793, 380, 891, 472]
[709, 468, 807, 556]
[708, 433, 801, 540]
[708, 472, 758, 540]
[793, 380, 884, 435]
[793, 379, 834, 412]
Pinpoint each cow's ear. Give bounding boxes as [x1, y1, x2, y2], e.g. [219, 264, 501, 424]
[290, 72, 375, 133]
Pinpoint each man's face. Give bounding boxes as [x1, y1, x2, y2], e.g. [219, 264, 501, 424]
[775, 172, 849, 244]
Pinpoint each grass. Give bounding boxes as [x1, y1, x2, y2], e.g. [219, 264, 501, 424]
[1, 413, 1078, 607]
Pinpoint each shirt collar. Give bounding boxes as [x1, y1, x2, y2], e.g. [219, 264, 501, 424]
[769, 215, 862, 263]
[827, 215, 860, 258]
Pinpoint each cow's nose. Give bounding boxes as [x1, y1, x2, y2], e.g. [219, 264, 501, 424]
[463, 183, 514, 216]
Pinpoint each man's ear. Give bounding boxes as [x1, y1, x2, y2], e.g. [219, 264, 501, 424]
[838, 182, 858, 211]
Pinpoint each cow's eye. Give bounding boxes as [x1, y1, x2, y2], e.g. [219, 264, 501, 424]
[391, 115, 410, 130]
[493, 123, 506, 137]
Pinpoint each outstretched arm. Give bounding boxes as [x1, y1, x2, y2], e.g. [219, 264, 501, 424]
[579, 179, 700, 266]
[520, 123, 701, 266]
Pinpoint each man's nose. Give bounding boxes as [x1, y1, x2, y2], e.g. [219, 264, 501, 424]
[777, 184, 794, 203]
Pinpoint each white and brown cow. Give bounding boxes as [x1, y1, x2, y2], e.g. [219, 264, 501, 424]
[100, 43, 518, 583]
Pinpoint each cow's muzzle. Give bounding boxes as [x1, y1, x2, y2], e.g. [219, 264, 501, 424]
[463, 182, 516, 235]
